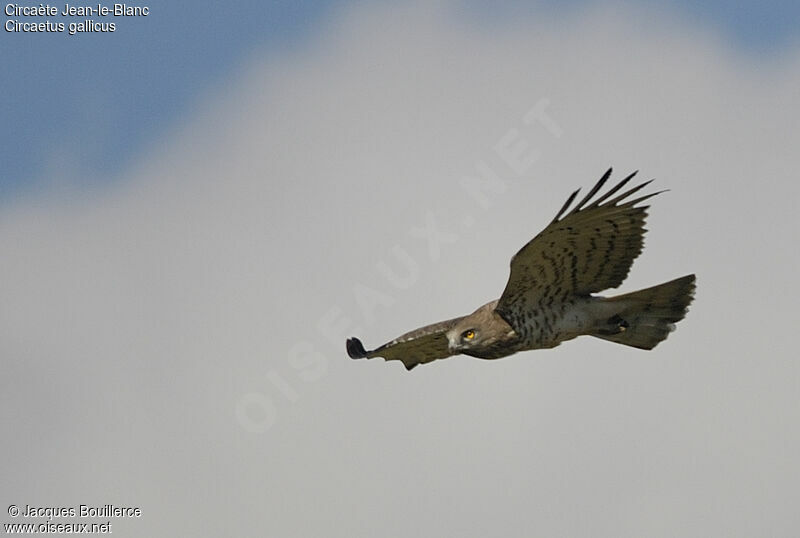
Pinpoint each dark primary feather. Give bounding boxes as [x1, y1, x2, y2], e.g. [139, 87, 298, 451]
[345, 338, 369, 359]
[347, 316, 464, 370]
[552, 167, 613, 222]
[586, 170, 639, 208]
[496, 168, 661, 323]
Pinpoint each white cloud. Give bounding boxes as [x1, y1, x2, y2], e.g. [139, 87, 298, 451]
[3, 2, 799, 536]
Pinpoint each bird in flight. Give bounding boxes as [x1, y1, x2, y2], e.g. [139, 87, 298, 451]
[347, 169, 695, 370]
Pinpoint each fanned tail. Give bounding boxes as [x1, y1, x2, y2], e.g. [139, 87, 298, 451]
[593, 274, 696, 350]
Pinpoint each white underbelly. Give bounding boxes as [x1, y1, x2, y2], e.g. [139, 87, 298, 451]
[550, 297, 620, 341]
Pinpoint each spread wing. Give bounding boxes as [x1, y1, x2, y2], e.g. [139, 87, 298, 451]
[346, 316, 464, 371]
[496, 168, 663, 322]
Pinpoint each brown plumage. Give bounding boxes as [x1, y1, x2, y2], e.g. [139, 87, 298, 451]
[347, 169, 696, 370]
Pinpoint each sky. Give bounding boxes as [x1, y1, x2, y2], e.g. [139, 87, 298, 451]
[2, 1, 800, 537]
[3, 0, 800, 197]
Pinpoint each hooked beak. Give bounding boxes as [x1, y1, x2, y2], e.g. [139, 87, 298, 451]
[447, 334, 459, 353]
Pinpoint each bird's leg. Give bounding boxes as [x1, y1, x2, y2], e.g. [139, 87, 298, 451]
[596, 313, 629, 336]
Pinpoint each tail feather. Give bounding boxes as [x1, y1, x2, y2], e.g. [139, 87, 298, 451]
[593, 274, 696, 350]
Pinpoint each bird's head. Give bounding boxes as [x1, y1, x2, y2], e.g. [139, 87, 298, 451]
[447, 325, 481, 353]
[446, 300, 516, 354]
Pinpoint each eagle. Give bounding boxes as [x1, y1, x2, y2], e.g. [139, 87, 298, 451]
[346, 169, 696, 370]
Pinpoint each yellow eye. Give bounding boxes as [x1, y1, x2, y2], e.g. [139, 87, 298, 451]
[463, 330, 475, 340]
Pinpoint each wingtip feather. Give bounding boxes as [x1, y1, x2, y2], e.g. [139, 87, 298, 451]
[552, 188, 580, 223]
[568, 167, 614, 216]
[346, 337, 369, 359]
[587, 169, 640, 208]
